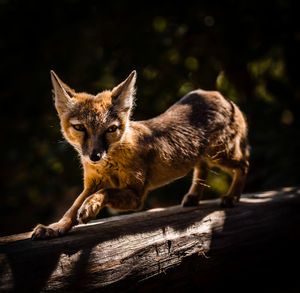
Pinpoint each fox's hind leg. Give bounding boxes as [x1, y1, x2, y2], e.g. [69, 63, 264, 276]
[181, 162, 208, 207]
[220, 162, 248, 208]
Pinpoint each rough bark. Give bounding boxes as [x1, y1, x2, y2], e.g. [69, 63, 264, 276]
[0, 187, 299, 293]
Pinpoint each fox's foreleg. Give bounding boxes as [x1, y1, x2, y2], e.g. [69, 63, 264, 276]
[77, 188, 144, 224]
[31, 187, 94, 240]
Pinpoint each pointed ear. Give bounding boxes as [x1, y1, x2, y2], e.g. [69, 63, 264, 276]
[111, 70, 136, 113]
[50, 70, 75, 115]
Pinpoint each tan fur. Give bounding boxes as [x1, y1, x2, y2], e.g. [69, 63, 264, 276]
[32, 70, 249, 240]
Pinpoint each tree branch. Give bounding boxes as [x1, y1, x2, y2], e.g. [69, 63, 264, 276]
[1, 187, 299, 292]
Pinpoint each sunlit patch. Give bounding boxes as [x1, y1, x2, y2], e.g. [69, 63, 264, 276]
[241, 188, 293, 203]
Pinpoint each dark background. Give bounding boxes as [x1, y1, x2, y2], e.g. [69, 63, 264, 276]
[0, 0, 299, 236]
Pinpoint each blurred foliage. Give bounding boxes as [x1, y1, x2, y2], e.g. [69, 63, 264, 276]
[0, 0, 299, 236]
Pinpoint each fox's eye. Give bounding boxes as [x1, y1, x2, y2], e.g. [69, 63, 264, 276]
[72, 124, 86, 132]
[106, 125, 118, 133]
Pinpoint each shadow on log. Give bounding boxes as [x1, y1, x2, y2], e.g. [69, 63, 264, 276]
[1, 187, 300, 293]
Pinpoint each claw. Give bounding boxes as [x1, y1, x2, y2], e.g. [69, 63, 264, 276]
[58, 228, 63, 236]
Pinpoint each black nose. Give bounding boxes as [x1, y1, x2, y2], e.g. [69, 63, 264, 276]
[90, 150, 101, 162]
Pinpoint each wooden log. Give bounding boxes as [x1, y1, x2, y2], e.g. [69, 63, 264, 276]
[0, 187, 300, 293]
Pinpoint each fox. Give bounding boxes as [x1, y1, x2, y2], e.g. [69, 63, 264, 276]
[31, 70, 249, 240]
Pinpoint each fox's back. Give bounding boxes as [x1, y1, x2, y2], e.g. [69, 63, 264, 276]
[160, 89, 241, 133]
[140, 89, 245, 153]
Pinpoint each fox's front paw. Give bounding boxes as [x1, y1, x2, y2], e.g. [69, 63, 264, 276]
[31, 223, 66, 240]
[31, 218, 72, 240]
[77, 196, 102, 224]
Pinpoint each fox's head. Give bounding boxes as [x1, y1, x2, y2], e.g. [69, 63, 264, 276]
[51, 70, 136, 165]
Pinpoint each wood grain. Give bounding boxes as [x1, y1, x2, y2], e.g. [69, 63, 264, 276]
[0, 187, 299, 292]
